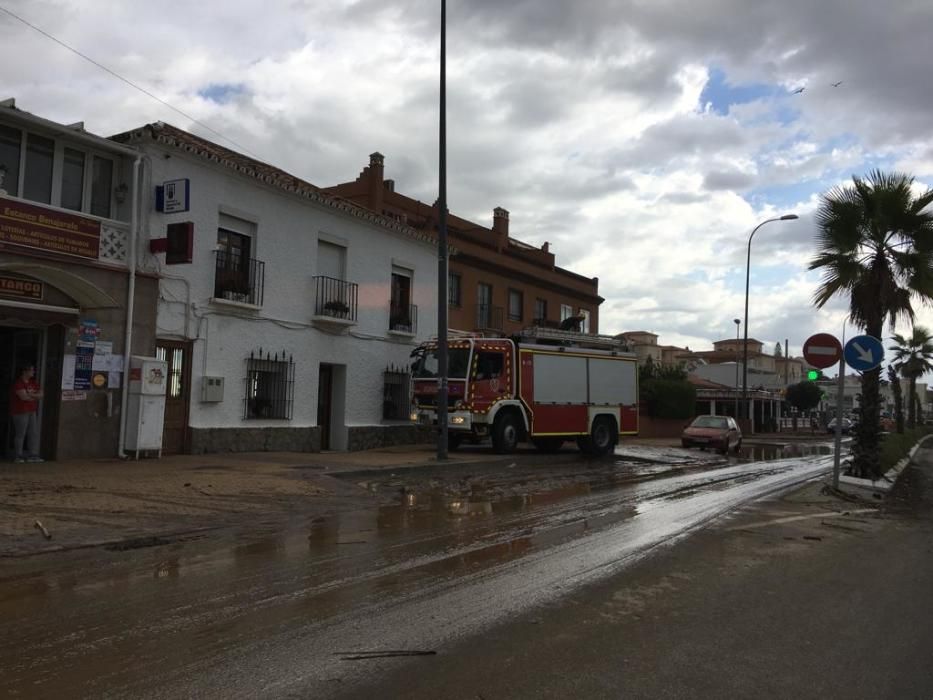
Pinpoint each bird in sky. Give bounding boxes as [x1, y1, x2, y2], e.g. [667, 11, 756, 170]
[832, 81, 843, 87]
[791, 87, 805, 94]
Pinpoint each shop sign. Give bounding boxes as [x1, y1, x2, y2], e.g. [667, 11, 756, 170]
[0, 275, 43, 301]
[0, 196, 101, 259]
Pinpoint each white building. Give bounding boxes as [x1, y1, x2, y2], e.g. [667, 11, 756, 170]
[113, 122, 438, 453]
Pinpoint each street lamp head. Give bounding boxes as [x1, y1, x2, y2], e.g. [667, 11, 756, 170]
[780, 214, 799, 221]
[733, 318, 740, 326]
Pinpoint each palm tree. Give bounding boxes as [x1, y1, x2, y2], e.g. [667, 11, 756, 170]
[887, 363, 904, 434]
[890, 326, 933, 428]
[809, 170, 933, 478]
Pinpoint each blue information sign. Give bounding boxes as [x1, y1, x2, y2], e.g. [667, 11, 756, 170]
[844, 335, 884, 372]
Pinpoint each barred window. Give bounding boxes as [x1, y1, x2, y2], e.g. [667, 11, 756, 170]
[245, 349, 295, 420]
[383, 365, 411, 420]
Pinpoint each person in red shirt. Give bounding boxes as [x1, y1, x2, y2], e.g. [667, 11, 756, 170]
[10, 365, 44, 464]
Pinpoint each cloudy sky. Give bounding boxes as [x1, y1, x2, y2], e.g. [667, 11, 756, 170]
[2, 0, 932, 363]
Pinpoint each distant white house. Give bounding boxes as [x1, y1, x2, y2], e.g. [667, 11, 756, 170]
[114, 122, 438, 453]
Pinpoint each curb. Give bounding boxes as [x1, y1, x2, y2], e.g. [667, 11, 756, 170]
[838, 434, 933, 496]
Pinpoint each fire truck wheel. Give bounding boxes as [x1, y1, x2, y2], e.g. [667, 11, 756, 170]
[579, 416, 617, 456]
[492, 411, 521, 454]
[532, 437, 564, 453]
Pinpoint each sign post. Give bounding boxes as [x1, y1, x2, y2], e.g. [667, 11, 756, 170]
[804, 333, 845, 487]
[833, 334, 884, 488]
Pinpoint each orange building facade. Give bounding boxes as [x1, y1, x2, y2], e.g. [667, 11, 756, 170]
[325, 154, 602, 336]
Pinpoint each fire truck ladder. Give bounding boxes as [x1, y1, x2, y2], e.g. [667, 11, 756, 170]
[517, 326, 630, 352]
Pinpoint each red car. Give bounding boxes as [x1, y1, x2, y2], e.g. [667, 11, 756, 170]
[681, 415, 742, 454]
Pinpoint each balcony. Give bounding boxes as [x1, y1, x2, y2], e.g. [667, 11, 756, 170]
[476, 304, 504, 332]
[213, 250, 264, 306]
[311, 276, 359, 326]
[389, 302, 418, 335]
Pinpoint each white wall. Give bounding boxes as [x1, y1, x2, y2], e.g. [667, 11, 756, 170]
[141, 146, 437, 433]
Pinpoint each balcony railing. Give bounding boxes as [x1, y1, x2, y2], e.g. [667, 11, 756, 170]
[389, 302, 418, 334]
[476, 304, 504, 331]
[214, 250, 264, 306]
[312, 276, 359, 322]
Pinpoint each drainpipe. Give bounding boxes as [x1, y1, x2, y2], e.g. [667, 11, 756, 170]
[117, 155, 142, 458]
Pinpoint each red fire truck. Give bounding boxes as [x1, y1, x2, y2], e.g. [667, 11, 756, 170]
[411, 327, 638, 455]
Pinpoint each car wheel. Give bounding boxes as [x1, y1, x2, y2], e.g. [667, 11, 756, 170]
[720, 438, 730, 455]
[734, 438, 742, 454]
[492, 411, 520, 454]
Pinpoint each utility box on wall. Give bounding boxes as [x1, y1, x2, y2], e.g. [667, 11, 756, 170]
[125, 356, 167, 457]
[201, 376, 225, 402]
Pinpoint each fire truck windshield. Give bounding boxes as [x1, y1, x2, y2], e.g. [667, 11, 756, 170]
[411, 347, 470, 378]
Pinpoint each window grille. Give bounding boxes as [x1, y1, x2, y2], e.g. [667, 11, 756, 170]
[245, 349, 295, 420]
[383, 364, 411, 420]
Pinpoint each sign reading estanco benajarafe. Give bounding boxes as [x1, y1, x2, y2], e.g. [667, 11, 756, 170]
[0, 196, 101, 259]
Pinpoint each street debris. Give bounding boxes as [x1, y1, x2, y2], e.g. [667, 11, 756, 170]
[34, 519, 51, 540]
[336, 650, 437, 660]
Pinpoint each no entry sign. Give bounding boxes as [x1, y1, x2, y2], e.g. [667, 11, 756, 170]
[803, 333, 842, 369]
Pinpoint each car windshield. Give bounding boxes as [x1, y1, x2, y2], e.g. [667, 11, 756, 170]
[691, 416, 728, 429]
[411, 346, 470, 379]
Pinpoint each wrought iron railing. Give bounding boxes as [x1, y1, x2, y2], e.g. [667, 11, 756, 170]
[312, 276, 358, 321]
[244, 348, 295, 420]
[214, 250, 264, 306]
[389, 302, 418, 334]
[476, 304, 504, 331]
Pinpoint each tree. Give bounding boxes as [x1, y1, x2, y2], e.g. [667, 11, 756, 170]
[785, 381, 822, 413]
[887, 363, 905, 434]
[774, 342, 783, 358]
[890, 326, 933, 429]
[809, 170, 933, 478]
[638, 357, 694, 419]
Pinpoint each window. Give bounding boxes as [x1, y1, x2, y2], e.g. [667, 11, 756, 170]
[23, 133, 54, 204]
[245, 349, 295, 419]
[317, 240, 346, 281]
[90, 156, 113, 218]
[448, 272, 461, 307]
[0, 125, 21, 195]
[560, 304, 573, 321]
[579, 308, 591, 333]
[0, 126, 118, 217]
[216, 226, 263, 304]
[534, 298, 547, 323]
[383, 367, 411, 420]
[61, 148, 85, 211]
[474, 351, 504, 381]
[390, 266, 415, 332]
[508, 289, 523, 322]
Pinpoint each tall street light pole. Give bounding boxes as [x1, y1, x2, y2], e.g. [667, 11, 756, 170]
[734, 318, 740, 417]
[742, 214, 799, 427]
[436, 0, 449, 460]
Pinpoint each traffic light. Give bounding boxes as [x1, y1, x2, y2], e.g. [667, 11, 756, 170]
[807, 369, 824, 381]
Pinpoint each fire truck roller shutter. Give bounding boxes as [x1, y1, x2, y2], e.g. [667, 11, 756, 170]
[532, 354, 587, 403]
[588, 357, 636, 405]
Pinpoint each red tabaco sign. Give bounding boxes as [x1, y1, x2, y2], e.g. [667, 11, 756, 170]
[0, 196, 101, 259]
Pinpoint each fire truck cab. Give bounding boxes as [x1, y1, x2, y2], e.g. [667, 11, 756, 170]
[411, 328, 638, 455]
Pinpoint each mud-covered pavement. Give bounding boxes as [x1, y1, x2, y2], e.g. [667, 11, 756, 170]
[0, 443, 847, 698]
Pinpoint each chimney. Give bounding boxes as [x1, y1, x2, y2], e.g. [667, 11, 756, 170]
[541, 241, 549, 253]
[367, 152, 385, 213]
[493, 207, 509, 251]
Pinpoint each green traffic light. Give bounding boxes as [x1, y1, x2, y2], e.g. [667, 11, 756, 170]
[807, 369, 820, 381]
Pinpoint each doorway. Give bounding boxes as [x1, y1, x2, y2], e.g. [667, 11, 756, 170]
[318, 364, 333, 450]
[155, 340, 192, 454]
[1, 325, 62, 460]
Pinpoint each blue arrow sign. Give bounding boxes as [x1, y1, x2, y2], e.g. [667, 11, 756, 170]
[844, 335, 884, 372]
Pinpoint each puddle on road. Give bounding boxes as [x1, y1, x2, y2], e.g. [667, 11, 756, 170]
[736, 443, 833, 462]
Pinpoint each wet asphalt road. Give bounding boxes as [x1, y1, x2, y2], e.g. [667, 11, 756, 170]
[0, 449, 834, 698]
